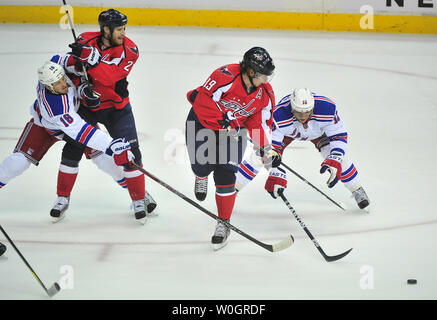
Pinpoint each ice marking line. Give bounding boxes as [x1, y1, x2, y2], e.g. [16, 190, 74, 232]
[2, 218, 437, 247]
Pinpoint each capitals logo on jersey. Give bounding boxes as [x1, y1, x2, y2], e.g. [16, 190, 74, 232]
[220, 98, 256, 118]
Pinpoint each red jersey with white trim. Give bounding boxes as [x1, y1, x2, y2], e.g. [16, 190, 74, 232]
[70, 31, 139, 111]
[188, 63, 275, 148]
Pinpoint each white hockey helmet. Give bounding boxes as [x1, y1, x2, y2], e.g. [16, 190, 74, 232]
[290, 88, 315, 113]
[37, 61, 65, 91]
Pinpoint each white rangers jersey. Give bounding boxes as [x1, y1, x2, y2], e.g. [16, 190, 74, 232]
[30, 77, 112, 152]
[272, 93, 348, 156]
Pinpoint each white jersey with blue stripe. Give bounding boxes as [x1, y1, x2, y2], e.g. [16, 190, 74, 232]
[272, 93, 348, 156]
[30, 77, 113, 153]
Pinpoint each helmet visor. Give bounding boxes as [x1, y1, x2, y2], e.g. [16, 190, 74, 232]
[254, 70, 274, 83]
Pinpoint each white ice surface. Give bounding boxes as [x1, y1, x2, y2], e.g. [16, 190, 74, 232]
[0, 24, 437, 300]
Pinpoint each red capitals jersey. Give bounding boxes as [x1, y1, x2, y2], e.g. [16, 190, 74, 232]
[70, 32, 139, 111]
[188, 63, 275, 148]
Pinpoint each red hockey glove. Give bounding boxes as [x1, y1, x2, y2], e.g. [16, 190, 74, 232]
[264, 167, 287, 199]
[108, 138, 135, 166]
[320, 153, 342, 188]
[69, 43, 101, 68]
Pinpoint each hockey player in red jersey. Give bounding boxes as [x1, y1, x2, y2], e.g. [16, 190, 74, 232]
[54, 9, 157, 224]
[185, 47, 278, 250]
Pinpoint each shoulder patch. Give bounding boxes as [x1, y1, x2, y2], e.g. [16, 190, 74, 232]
[128, 46, 139, 55]
[219, 66, 233, 76]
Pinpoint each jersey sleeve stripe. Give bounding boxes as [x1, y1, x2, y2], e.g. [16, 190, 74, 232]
[76, 124, 96, 144]
[272, 140, 282, 148]
[328, 132, 348, 143]
[62, 95, 69, 113]
[40, 89, 54, 118]
[330, 147, 345, 155]
[314, 96, 335, 104]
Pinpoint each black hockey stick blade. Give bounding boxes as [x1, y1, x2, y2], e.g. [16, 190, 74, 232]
[130, 163, 294, 252]
[279, 192, 352, 262]
[322, 247, 353, 262]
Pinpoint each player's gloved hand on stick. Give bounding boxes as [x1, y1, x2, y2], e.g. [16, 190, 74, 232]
[107, 138, 135, 166]
[218, 111, 236, 130]
[320, 153, 342, 188]
[265, 167, 287, 199]
[257, 145, 281, 168]
[78, 83, 100, 109]
[69, 43, 101, 68]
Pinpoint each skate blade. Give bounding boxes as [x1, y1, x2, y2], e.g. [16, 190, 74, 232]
[136, 217, 147, 225]
[51, 213, 65, 224]
[212, 240, 229, 251]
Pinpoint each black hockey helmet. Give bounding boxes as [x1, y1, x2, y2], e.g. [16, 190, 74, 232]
[98, 9, 128, 32]
[241, 47, 275, 76]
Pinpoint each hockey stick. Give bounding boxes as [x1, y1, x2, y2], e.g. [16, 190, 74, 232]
[130, 163, 294, 252]
[0, 225, 61, 297]
[280, 163, 346, 211]
[61, 0, 92, 84]
[246, 137, 346, 211]
[278, 192, 352, 262]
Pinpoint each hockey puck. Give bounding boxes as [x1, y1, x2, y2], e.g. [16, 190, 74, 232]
[407, 279, 417, 285]
[0, 242, 6, 256]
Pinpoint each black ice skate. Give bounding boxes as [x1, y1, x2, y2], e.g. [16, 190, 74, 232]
[211, 220, 231, 251]
[194, 176, 208, 201]
[132, 199, 147, 224]
[352, 187, 370, 209]
[144, 190, 157, 215]
[50, 196, 70, 223]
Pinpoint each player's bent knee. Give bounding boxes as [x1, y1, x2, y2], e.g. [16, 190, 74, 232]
[0, 152, 32, 180]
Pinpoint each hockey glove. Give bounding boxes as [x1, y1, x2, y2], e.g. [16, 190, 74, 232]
[320, 153, 343, 188]
[257, 145, 281, 168]
[265, 167, 287, 199]
[218, 111, 236, 130]
[69, 43, 101, 68]
[78, 83, 101, 109]
[108, 138, 135, 167]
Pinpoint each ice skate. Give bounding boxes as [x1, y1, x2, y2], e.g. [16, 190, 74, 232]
[144, 190, 157, 215]
[132, 199, 147, 224]
[50, 196, 70, 223]
[194, 176, 208, 201]
[211, 220, 230, 251]
[352, 186, 370, 210]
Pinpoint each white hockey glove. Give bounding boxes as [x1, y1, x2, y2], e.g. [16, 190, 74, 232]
[264, 167, 287, 199]
[108, 138, 135, 167]
[320, 153, 342, 188]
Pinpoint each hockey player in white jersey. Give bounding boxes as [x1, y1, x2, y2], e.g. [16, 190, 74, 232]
[0, 60, 137, 222]
[236, 88, 370, 210]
